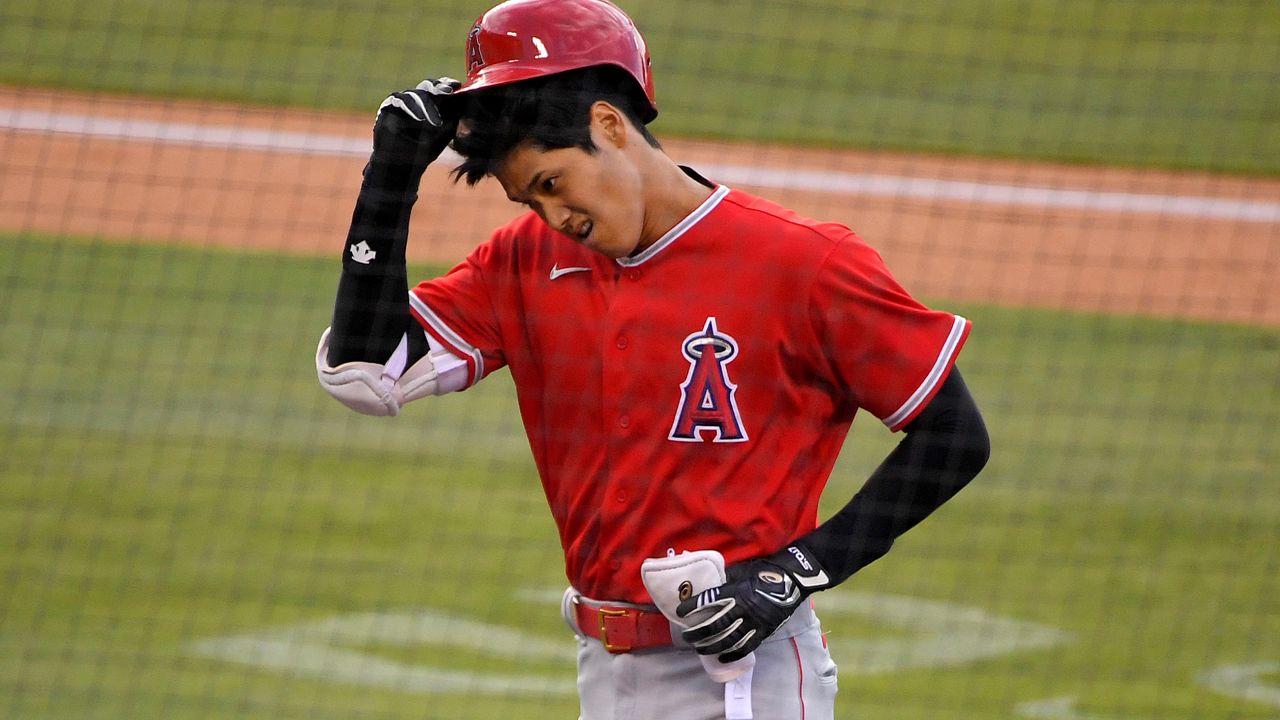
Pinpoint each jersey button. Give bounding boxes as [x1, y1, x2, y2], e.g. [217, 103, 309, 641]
[615, 491, 628, 503]
[616, 336, 628, 350]
[627, 269, 641, 281]
[618, 416, 631, 428]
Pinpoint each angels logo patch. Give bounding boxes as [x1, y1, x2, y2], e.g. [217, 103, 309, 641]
[668, 317, 748, 443]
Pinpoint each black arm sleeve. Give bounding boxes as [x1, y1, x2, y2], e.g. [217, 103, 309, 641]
[801, 366, 991, 586]
[326, 156, 430, 367]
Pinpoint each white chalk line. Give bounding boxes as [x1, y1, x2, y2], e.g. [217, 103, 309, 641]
[187, 590, 1280, 712]
[189, 589, 1071, 698]
[4, 107, 1278, 223]
[189, 608, 578, 697]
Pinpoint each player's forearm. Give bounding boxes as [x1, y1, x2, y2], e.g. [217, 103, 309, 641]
[326, 162, 422, 367]
[327, 81, 459, 368]
[800, 367, 990, 586]
[318, 81, 470, 416]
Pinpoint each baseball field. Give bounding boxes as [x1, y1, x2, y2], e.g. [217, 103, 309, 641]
[1, 1, 1278, 719]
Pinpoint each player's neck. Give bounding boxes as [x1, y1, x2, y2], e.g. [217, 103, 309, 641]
[634, 153, 715, 254]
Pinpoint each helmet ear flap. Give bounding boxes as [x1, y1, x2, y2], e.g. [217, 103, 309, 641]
[456, 0, 658, 122]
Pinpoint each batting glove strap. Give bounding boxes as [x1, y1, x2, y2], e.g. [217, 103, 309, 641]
[675, 544, 830, 663]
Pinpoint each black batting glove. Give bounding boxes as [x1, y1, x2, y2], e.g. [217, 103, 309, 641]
[676, 543, 832, 663]
[366, 78, 462, 189]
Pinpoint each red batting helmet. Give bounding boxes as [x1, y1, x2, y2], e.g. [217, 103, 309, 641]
[456, 0, 658, 122]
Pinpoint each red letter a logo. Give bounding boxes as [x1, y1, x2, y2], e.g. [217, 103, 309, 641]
[668, 317, 748, 443]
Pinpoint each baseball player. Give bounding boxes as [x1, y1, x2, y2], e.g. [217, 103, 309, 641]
[316, 1, 990, 718]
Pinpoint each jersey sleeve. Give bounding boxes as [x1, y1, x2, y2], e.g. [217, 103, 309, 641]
[809, 233, 970, 431]
[408, 238, 508, 389]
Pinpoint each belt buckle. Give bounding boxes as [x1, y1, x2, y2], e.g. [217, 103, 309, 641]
[597, 607, 632, 653]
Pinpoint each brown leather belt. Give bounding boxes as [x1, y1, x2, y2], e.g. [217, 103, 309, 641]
[573, 598, 674, 653]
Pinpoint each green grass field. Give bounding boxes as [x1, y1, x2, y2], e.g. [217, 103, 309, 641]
[1, 0, 1277, 174]
[1, 235, 1276, 719]
[2, 0, 1278, 716]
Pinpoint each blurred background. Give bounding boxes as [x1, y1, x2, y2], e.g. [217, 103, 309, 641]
[1, 1, 1277, 718]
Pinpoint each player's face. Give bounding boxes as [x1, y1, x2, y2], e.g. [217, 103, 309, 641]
[495, 113, 646, 259]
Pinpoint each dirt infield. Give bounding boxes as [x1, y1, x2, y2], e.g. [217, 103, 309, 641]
[3, 85, 1277, 325]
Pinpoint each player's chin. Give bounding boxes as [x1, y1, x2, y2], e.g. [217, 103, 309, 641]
[581, 233, 628, 259]
[570, 223, 642, 259]
[557, 227, 598, 253]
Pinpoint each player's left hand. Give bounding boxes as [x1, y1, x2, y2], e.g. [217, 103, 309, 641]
[676, 544, 832, 662]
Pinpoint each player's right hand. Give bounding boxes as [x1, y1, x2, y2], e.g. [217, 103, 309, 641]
[676, 557, 804, 662]
[676, 543, 832, 663]
[370, 77, 462, 172]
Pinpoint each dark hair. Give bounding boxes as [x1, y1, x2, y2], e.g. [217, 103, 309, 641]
[450, 65, 660, 186]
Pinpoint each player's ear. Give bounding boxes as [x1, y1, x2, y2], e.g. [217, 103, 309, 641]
[589, 101, 627, 148]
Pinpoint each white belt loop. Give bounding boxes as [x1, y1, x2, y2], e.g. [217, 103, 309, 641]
[561, 587, 583, 636]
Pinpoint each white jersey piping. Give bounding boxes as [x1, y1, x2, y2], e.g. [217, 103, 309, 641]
[883, 315, 968, 429]
[408, 292, 485, 386]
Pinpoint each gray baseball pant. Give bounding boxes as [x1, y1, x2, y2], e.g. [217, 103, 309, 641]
[562, 595, 839, 720]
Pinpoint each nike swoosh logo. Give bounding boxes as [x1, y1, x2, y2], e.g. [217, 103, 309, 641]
[793, 570, 830, 589]
[549, 264, 591, 280]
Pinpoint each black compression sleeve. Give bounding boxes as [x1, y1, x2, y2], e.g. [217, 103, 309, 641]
[800, 367, 991, 586]
[326, 155, 426, 367]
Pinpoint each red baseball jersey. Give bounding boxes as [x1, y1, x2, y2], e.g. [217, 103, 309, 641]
[410, 179, 969, 603]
